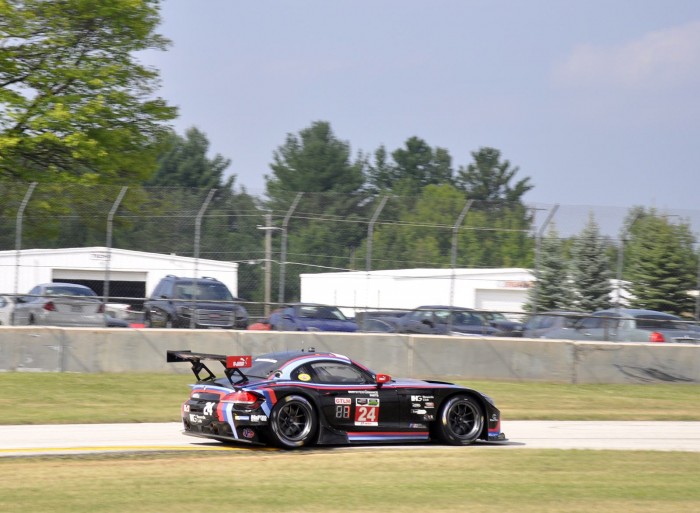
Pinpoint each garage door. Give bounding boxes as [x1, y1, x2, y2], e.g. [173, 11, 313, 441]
[474, 289, 527, 315]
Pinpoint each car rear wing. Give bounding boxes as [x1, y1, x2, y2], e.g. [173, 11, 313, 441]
[167, 349, 251, 385]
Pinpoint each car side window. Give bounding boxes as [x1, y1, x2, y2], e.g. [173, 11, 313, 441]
[309, 362, 368, 384]
[291, 365, 315, 382]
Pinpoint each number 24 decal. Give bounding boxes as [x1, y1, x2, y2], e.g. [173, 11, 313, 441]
[355, 405, 379, 426]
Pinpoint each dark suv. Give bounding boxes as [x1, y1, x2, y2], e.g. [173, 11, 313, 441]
[144, 275, 248, 329]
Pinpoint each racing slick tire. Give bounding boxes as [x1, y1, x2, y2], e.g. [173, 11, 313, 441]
[268, 395, 318, 449]
[434, 395, 484, 446]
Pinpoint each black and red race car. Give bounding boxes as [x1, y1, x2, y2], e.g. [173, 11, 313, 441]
[167, 348, 506, 449]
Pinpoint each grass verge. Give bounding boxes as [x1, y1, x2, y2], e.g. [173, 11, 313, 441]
[1, 449, 699, 513]
[2, 372, 699, 424]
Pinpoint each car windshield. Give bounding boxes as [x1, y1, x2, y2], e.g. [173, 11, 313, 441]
[297, 305, 346, 320]
[175, 282, 233, 301]
[44, 286, 95, 297]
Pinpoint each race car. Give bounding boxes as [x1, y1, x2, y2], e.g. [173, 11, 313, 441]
[167, 348, 506, 449]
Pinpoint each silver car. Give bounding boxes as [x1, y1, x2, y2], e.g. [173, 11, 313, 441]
[13, 283, 105, 327]
[541, 308, 700, 344]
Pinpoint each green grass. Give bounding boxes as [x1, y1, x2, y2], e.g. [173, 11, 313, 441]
[2, 372, 699, 424]
[1, 449, 698, 513]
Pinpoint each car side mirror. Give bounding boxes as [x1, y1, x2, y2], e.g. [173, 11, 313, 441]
[376, 373, 392, 385]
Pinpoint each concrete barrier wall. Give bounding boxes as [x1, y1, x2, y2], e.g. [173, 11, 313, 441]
[0, 327, 698, 384]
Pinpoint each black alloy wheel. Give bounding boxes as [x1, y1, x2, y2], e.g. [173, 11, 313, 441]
[435, 395, 484, 445]
[268, 395, 318, 449]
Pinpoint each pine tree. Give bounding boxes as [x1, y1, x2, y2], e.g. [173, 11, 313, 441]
[525, 226, 574, 312]
[570, 215, 614, 311]
[626, 213, 697, 315]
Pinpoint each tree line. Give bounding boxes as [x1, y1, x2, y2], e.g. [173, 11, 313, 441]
[1, 0, 698, 317]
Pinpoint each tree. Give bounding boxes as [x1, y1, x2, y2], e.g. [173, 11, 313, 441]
[264, 121, 369, 300]
[525, 225, 575, 312]
[388, 137, 453, 195]
[569, 214, 614, 312]
[265, 121, 365, 198]
[455, 147, 532, 203]
[625, 210, 697, 316]
[147, 127, 232, 189]
[0, 0, 176, 183]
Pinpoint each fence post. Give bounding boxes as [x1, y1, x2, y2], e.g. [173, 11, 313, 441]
[104, 186, 128, 304]
[531, 204, 559, 314]
[279, 192, 303, 304]
[192, 189, 217, 328]
[14, 182, 37, 295]
[366, 195, 389, 272]
[448, 200, 473, 331]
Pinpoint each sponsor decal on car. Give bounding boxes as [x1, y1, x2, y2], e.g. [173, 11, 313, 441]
[189, 414, 206, 424]
[411, 409, 427, 415]
[242, 428, 255, 439]
[203, 402, 215, 416]
[335, 398, 352, 405]
[349, 390, 379, 397]
[355, 398, 380, 426]
[298, 373, 311, 382]
[250, 414, 267, 423]
[411, 395, 434, 402]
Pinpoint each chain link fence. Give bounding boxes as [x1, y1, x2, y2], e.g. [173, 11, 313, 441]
[2, 181, 700, 322]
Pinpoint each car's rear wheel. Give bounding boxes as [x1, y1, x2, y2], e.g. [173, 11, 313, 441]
[268, 395, 318, 449]
[434, 395, 483, 445]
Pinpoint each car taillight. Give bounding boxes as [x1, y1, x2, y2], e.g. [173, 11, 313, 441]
[43, 301, 55, 312]
[649, 332, 666, 343]
[221, 391, 261, 406]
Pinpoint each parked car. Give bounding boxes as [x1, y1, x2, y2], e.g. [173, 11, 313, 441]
[168, 348, 506, 449]
[541, 308, 700, 343]
[143, 275, 248, 329]
[12, 283, 105, 327]
[478, 311, 524, 336]
[376, 305, 504, 336]
[354, 309, 406, 333]
[522, 311, 583, 338]
[0, 295, 15, 326]
[268, 303, 358, 332]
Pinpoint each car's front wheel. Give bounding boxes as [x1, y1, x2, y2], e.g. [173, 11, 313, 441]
[434, 395, 484, 445]
[268, 395, 318, 449]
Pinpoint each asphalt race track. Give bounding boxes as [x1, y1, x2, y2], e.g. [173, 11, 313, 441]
[1, 421, 699, 457]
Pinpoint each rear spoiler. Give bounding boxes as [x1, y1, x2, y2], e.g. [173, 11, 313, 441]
[167, 350, 252, 386]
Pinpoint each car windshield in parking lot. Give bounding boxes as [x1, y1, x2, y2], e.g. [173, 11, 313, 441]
[174, 282, 233, 301]
[43, 285, 96, 297]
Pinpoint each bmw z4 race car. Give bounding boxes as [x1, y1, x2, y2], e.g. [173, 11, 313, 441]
[167, 348, 507, 449]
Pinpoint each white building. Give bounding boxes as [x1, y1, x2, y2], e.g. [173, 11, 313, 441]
[0, 247, 239, 302]
[300, 268, 534, 317]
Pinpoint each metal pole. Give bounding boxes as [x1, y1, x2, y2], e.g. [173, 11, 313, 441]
[531, 204, 559, 315]
[14, 182, 37, 295]
[192, 188, 217, 328]
[366, 195, 389, 272]
[104, 186, 128, 304]
[279, 192, 303, 304]
[615, 211, 641, 310]
[449, 200, 474, 305]
[448, 200, 473, 331]
[264, 212, 272, 317]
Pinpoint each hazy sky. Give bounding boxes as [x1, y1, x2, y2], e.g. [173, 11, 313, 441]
[142, 0, 700, 211]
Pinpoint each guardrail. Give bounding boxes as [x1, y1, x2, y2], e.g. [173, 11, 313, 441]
[0, 327, 697, 384]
